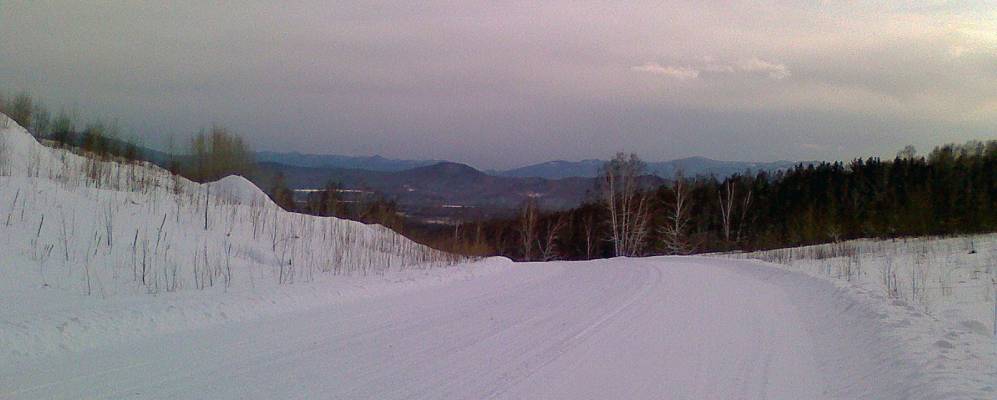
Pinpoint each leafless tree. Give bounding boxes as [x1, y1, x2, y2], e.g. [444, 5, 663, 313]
[600, 153, 651, 257]
[7, 93, 33, 130]
[897, 145, 917, 160]
[581, 211, 597, 259]
[518, 198, 539, 261]
[538, 214, 566, 261]
[661, 170, 693, 254]
[719, 177, 755, 245]
[188, 126, 253, 182]
[718, 180, 735, 242]
[735, 185, 752, 244]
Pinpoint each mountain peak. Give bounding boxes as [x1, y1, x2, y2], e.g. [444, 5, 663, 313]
[413, 162, 484, 176]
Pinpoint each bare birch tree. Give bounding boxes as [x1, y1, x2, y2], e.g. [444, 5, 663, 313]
[661, 170, 693, 254]
[718, 180, 735, 242]
[518, 198, 539, 261]
[581, 211, 597, 259]
[538, 214, 566, 261]
[736, 186, 753, 243]
[600, 153, 651, 257]
[718, 176, 754, 245]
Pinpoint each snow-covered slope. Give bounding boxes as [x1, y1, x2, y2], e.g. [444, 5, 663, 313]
[0, 113, 460, 354]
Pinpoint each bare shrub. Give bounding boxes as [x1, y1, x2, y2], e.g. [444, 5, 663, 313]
[188, 126, 254, 182]
[0, 128, 10, 176]
[7, 93, 33, 130]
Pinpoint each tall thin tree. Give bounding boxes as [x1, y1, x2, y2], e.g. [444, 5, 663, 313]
[599, 153, 650, 257]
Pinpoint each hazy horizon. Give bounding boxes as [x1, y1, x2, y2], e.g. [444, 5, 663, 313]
[256, 149, 811, 171]
[3, 1, 995, 169]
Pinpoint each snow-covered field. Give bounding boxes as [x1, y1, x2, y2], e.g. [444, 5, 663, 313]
[1, 114, 995, 399]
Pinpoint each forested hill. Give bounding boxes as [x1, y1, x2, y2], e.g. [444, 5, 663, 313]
[455, 141, 997, 260]
[727, 142, 996, 247]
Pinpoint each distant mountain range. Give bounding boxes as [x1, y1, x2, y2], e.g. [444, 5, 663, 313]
[249, 161, 665, 217]
[43, 138, 802, 224]
[496, 157, 803, 179]
[255, 151, 442, 172]
[255, 152, 804, 180]
[130, 148, 804, 223]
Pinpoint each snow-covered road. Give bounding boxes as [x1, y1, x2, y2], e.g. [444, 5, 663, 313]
[0, 257, 965, 399]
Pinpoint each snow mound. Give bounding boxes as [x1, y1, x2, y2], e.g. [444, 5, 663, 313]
[211, 175, 270, 206]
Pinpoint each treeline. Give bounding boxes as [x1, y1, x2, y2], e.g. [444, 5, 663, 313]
[1, 91, 140, 161]
[7, 91, 996, 260]
[736, 143, 997, 244]
[1, 91, 411, 239]
[0, 91, 253, 184]
[427, 142, 997, 260]
[253, 141, 997, 260]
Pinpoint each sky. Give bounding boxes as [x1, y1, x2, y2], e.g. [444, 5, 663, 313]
[1, 1, 995, 169]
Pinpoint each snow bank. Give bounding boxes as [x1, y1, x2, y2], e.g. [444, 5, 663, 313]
[0, 113, 464, 359]
[733, 236, 997, 339]
[726, 237, 997, 398]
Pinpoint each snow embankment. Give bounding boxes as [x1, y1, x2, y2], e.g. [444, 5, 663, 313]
[0, 113, 462, 359]
[734, 236, 997, 337]
[730, 237, 997, 399]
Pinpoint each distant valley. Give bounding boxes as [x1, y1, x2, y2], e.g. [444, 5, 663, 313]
[248, 161, 637, 222]
[247, 152, 802, 223]
[256, 151, 803, 180]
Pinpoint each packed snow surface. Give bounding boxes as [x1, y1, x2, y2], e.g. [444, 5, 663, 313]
[3, 257, 994, 399]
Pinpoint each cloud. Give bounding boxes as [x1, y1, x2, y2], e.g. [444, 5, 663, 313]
[703, 63, 735, 73]
[1, 1, 993, 168]
[736, 58, 791, 79]
[631, 62, 700, 79]
[645, 57, 790, 80]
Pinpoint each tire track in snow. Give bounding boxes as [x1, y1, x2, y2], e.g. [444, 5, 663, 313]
[3, 257, 969, 399]
[481, 261, 661, 399]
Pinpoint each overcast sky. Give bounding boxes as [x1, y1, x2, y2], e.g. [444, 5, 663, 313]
[2, 1, 995, 169]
